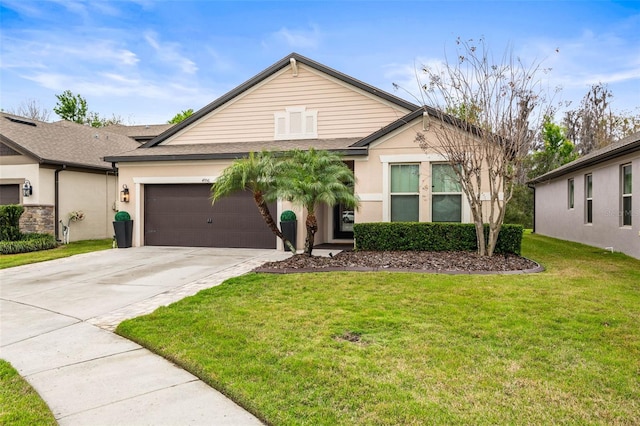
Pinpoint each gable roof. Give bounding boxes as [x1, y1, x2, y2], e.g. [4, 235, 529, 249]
[529, 131, 640, 184]
[0, 113, 140, 171]
[141, 52, 419, 148]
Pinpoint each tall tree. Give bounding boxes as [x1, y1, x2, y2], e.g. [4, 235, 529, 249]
[528, 117, 577, 179]
[53, 90, 88, 124]
[168, 109, 194, 124]
[563, 83, 640, 155]
[53, 90, 122, 128]
[414, 37, 552, 256]
[275, 148, 359, 256]
[8, 99, 51, 121]
[211, 151, 296, 252]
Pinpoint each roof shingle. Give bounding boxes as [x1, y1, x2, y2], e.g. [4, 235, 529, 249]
[1, 113, 140, 170]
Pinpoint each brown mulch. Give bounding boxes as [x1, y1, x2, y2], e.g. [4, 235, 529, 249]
[256, 250, 542, 274]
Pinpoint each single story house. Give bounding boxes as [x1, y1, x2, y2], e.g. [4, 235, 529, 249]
[529, 131, 639, 259]
[0, 113, 140, 241]
[105, 53, 494, 250]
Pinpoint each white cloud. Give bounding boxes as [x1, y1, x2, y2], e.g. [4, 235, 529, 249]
[268, 25, 322, 49]
[144, 31, 198, 74]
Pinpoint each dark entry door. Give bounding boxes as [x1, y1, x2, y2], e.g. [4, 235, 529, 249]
[144, 184, 276, 248]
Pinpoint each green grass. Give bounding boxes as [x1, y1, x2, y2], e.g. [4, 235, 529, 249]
[0, 238, 112, 269]
[0, 360, 57, 426]
[117, 233, 640, 425]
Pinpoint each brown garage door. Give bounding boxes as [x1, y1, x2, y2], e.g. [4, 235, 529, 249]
[144, 184, 276, 248]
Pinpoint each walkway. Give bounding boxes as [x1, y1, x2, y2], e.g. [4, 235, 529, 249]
[0, 247, 290, 425]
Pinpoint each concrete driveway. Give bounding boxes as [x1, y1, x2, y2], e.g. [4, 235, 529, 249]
[0, 246, 290, 425]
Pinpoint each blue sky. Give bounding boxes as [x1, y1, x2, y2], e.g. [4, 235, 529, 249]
[1, 0, 638, 125]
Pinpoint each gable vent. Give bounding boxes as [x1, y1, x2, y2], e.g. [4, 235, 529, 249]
[5, 116, 37, 127]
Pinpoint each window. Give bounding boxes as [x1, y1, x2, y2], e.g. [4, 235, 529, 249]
[274, 107, 317, 140]
[432, 164, 462, 222]
[585, 174, 593, 224]
[622, 164, 632, 226]
[568, 178, 574, 209]
[390, 164, 419, 222]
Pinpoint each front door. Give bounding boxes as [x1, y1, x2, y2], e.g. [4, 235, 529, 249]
[333, 203, 354, 239]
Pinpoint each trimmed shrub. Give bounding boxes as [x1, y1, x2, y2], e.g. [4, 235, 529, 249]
[0, 204, 25, 241]
[114, 211, 131, 221]
[280, 210, 297, 222]
[354, 222, 524, 255]
[0, 233, 58, 254]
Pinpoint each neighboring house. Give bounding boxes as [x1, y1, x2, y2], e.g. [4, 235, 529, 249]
[0, 113, 140, 241]
[103, 124, 174, 143]
[105, 53, 492, 250]
[529, 131, 639, 259]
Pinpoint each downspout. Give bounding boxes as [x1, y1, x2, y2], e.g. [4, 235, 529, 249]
[527, 183, 536, 233]
[54, 165, 66, 241]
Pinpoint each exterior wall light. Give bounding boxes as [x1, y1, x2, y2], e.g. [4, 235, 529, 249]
[23, 180, 33, 197]
[120, 184, 130, 203]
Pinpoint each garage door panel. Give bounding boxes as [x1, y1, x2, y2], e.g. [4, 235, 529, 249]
[144, 184, 276, 248]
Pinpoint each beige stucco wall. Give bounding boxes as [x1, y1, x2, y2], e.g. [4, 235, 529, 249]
[354, 118, 496, 226]
[1, 159, 117, 241]
[163, 63, 409, 145]
[534, 152, 639, 259]
[58, 170, 117, 242]
[117, 117, 504, 249]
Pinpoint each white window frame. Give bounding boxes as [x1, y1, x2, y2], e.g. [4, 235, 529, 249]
[431, 163, 463, 223]
[274, 106, 318, 140]
[585, 173, 593, 224]
[621, 164, 632, 227]
[568, 178, 574, 209]
[390, 163, 420, 222]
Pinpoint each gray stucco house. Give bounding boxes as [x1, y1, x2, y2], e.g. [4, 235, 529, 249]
[529, 131, 639, 259]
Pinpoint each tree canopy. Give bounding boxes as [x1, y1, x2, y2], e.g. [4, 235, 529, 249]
[275, 148, 358, 256]
[167, 109, 194, 124]
[53, 90, 88, 124]
[211, 151, 295, 252]
[53, 90, 123, 128]
[414, 37, 553, 256]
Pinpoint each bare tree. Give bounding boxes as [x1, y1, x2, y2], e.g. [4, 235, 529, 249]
[8, 99, 51, 121]
[414, 38, 553, 256]
[564, 83, 640, 155]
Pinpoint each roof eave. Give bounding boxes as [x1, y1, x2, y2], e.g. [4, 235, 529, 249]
[529, 139, 640, 185]
[105, 147, 368, 163]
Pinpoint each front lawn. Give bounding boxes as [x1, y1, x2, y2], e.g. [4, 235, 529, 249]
[0, 238, 112, 269]
[0, 360, 57, 425]
[117, 234, 640, 425]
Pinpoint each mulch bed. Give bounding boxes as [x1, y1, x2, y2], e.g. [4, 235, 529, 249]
[255, 250, 543, 275]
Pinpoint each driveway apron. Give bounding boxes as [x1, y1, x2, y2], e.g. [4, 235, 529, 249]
[0, 246, 290, 425]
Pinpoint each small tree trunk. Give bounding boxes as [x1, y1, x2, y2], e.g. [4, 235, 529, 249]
[304, 212, 318, 256]
[253, 191, 296, 252]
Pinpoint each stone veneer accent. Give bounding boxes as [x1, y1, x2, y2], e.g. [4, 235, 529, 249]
[20, 205, 55, 235]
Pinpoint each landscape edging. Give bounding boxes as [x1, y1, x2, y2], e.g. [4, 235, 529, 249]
[253, 259, 545, 275]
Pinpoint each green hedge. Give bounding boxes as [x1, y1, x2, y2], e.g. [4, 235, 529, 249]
[0, 233, 58, 255]
[0, 205, 25, 241]
[353, 222, 524, 255]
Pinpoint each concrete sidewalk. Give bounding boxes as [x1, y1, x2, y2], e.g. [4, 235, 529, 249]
[0, 246, 290, 425]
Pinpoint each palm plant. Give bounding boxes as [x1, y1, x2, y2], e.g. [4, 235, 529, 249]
[211, 151, 295, 252]
[275, 148, 359, 256]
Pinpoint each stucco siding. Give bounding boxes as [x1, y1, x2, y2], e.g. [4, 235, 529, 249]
[355, 120, 490, 224]
[58, 171, 117, 242]
[534, 151, 639, 259]
[164, 64, 408, 145]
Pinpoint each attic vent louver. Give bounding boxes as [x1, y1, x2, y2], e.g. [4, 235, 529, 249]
[6, 116, 37, 127]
